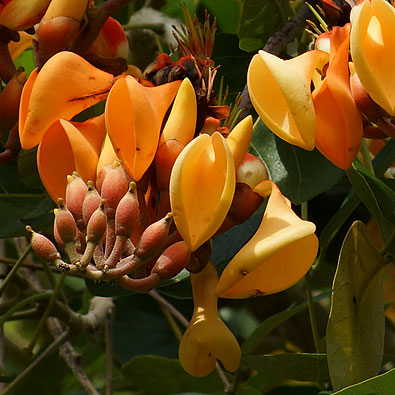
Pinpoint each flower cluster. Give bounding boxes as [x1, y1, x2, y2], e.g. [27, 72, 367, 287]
[1, 0, 322, 377]
[248, 0, 395, 170]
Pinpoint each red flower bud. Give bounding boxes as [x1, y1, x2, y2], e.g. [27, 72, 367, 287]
[115, 182, 139, 238]
[236, 153, 268, 188]
[54, 198, 77, 244]
[100, 161, 129, 220]
[86, 200, 107, 243]
[82, 180, 101, 225]
[155, 139, 185, 190]
[151, 241, 191, 281]
[134, 213, 173, 260]
[65, 172, 88, 231]
[26, 225, 60, 263]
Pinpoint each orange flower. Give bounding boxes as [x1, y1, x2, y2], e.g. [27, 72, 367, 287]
[313, 24, 363, 170]
[216, 181, 318, 299]
[179, 261, 241, 377]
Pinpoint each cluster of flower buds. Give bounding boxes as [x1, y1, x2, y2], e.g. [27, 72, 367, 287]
[27, 161, 200, 293]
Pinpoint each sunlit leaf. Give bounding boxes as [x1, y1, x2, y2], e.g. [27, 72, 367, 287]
[326, 221, 386, 391]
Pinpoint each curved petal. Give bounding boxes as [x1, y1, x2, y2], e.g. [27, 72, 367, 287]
[216, 181, 318, 298]
[105, 76, 180, 181]
[19, 51, 114, 150]
[313, 24, 363, 170]
[350, 0, 395, 115]
[226, 115, 253, 169]
[8, 31, 33, 59]
[37, 119, 99, 201]
[159, 77, 197, 145]
[170, 132, 236, 251]
[248, 50, 329, 150]
[179, 262, 241, 377]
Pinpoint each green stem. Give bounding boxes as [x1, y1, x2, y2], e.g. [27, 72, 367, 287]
[305, 273, 321, 353]
[25, 273, 66, 355]
[0, 245, 32, 297]
[0, 291, 53, 326]
[360, 138, 375, 175]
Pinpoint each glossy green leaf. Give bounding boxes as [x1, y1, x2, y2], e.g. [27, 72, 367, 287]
[202, 0, 241, 34]
[242, 291, 330, 355]
[333, 368, 395, 395]
[238, 0, 294, 52]
[250, 120, 344, 204]
[326, 221, 386, 391]
[242, 353, 329, 383]
[121, 355, 224, 395]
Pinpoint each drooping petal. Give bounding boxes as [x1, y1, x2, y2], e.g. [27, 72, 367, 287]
[170, 132, 236, 251]
[0, 0, 50, 30]
[37, 119, 102, 201]
[216, 181, 318, 298]
[179, 262, 241, 377]
[248, 49, 329, 150]
[313, 24, 363, 170]
[350, 0, 395, 115]
[19, 51, 114, 150]
[105, 75, 181, 181]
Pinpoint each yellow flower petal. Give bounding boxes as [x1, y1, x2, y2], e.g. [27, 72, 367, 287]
[216, 181, 318, 298]
[19, 51, 114, 150]
[248, 50, 328, 150]
[179, 262, 241, 377]
[105, 75, 180, 181]
[350, 0, 395, 115]
[170, 132, 236, 251]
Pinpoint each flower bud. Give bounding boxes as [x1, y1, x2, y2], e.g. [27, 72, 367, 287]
[54, 198, 77, 244]
[26, 225, 60, 263]
[134, 213, 173, 260]
[100, 161, 129, 220]
[236, 153, 269, 189]
[65, 172, 88, 231]
[82, 180, 101, 225]
[86, 200, 107, 243]
[151, 241, 191, 281]
[115, 182, 139, 238]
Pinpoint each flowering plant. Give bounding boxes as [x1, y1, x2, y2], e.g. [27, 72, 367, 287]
[0, 0, 394, 394]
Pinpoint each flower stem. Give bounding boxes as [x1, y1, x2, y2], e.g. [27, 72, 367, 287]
[360, 138, 375, 175]
[0, 244, 32, 297]
[305, 272, 321, 353]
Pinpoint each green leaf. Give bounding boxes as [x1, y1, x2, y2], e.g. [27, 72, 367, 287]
[250, 121, 344, 204]
[333, 368, 395, 395]
[242, 291, 330, 355]
[121, 355, 224, 395]
[326, 221, 386, 391]
[242, 353, 330, 383]
[238, 0, 294, 52]
[0, 159, 54, 238]
[346, 161, 395, 251]
[202, 0, 241, 34]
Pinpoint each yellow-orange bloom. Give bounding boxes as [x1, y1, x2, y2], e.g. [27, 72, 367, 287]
[350, 0, 395, 115]
[105, 75, 181, 181]
[313, 24, 363, 170]
[37, 115, 106, 201]
[179, 261, 241, 377]
[247, 49, 328, 150]
[170, 132, 236, 251]
[19, 51, 114, 150]
[216, 181, 318, 299]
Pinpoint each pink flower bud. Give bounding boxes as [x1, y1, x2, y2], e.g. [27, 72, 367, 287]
[26, 225, 60, 263]
[236, 153, 268, 188]
[82, 180, 101, 225]
[65, 172, 88, 231]
[115, 182, 139, 237]
[134, 213, 173, 260]
[100, 161, 129, 220]
[152, 241, 191, 281]
[86, 200, 107, 243]
[54, 198, 77, 244]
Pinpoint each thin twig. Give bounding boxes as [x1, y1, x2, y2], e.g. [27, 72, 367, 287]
[105, 306, 115, 395]
[2, 330, 70, 395]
